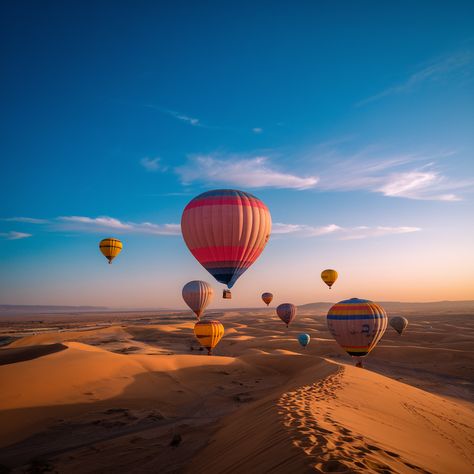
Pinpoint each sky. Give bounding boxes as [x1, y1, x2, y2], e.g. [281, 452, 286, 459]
[1, 0, 473, 308]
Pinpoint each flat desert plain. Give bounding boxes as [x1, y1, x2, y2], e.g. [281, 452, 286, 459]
[0, 303, 473, 473]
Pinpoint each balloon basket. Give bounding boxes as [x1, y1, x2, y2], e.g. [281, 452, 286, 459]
[223, 289, 232, 299]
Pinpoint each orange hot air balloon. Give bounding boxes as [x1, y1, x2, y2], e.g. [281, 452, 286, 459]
[321, 269, 338, 289]
[261, 292, 273, 306]
[193, 320, 224, 355]
[182, 280, 214, 319]
[181, 190, 272, 297]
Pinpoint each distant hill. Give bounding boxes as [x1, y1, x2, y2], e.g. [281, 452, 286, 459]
[0, 305, 109, 314]
[299, 300, 474, 314]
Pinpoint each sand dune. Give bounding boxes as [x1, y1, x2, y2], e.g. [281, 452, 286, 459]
[0, 308, 473, 473]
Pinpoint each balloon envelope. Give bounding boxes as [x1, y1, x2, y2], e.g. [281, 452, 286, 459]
[261, 292, 273, 306]
[99, 238, 123, 264]
[181, 190, 272, 289]
[327, 298, 387, 357]
[298, 333, 310, 348]
[193, 320, 224, 355]
[182, 280, 213, 319]
[321, 269, 338, 289]
[390, 316, 408, 335]
[277, 303, 297, 327]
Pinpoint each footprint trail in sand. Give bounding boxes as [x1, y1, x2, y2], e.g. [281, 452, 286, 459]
[278, 367, 431, 473]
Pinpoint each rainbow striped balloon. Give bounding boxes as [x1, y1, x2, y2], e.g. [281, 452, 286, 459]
[327, 298, 387, 357]
[181, 190, 272, 289]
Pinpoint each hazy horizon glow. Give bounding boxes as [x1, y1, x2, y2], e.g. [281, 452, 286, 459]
[1, 1, 473, 307]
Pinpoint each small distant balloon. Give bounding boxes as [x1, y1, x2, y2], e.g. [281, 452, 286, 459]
[261, 292, 273, 306]
[298, 333, 310, 348]
[193, 320, 224, 355]
[321, 269, 338, 289]
[327, 298, 387, 365]
[390, 316, 408, 335]
[182, 280, 213, 319]
[99, 238, 123, 264]
[277, 303, 297, 328]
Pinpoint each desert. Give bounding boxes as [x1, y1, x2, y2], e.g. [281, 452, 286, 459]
[0, 302, 473, 473]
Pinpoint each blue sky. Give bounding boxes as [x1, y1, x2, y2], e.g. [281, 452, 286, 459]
[1, 1, 473, 307]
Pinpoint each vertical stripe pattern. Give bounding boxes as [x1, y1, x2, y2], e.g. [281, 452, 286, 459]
[181, 190, 272, 289]
[327, 298, 388, 356]
[99, 238, 123, 264]
[193, 320, 225, 354]
[182, 280, 214, 319]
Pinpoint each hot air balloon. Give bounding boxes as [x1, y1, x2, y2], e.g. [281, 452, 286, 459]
[182, 280, 213, 319]
[99, 238, 123, 264]
[321, 269, 338, 289]
[390, 316, 408, 335]
[298, 333, 310, 348]
[327, 298, 387, 366]
[261, 292, 273, 306]
[277, 303, 296, 328]
[181, 190, 272, 298]
[193, 320, 224, 355]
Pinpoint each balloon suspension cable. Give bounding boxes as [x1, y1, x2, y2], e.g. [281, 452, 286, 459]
[207, 348, 212, 356]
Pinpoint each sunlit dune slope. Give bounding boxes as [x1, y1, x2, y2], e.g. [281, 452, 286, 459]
[191, 362, 474, 474]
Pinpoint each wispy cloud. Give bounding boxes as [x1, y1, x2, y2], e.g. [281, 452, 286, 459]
[273, 223, 342, 236]
[176, 154, 318, 190]
[3, 217, 49, 224]
[140, 157, 166, 172]
[312, 147, 472, 201]
[57, 216, 180, 235]
[252, 127, 263, 134]
[273, 222, 420, 240]
[145, 104, 202, 127]
[0, 231, 32, 240]
[357, 50, 473, 106]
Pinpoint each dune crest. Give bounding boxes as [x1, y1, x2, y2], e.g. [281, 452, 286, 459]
[278, 364, 474, 474]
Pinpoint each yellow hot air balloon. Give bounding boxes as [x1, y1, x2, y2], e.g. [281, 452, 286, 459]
[99, 238, 123, 264]
[321, 269, 338, 289]
[193, 320, 224, 355]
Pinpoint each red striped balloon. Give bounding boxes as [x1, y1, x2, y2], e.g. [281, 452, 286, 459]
[327, 298, 387, 358]
[181, 189, 272, 289]
[277, 303, 297, 327]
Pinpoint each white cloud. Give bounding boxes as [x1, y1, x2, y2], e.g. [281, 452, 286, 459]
[140, 157, 164, 172]
[340, 226, 421, 240]
[0, 231, 32, 240]
[57, 216, 180, 235]
[273, 222, 420, 240]
[145, 104, 202, 127]
[175, 114, 200, 126]
[176, 155, 318, 190]
[357, 50, 473, 106]
[312, 147, 471, 201]
[273, 223, 342, 236]
[3, 217, 49, 224]
[252, 127, 263, 134]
